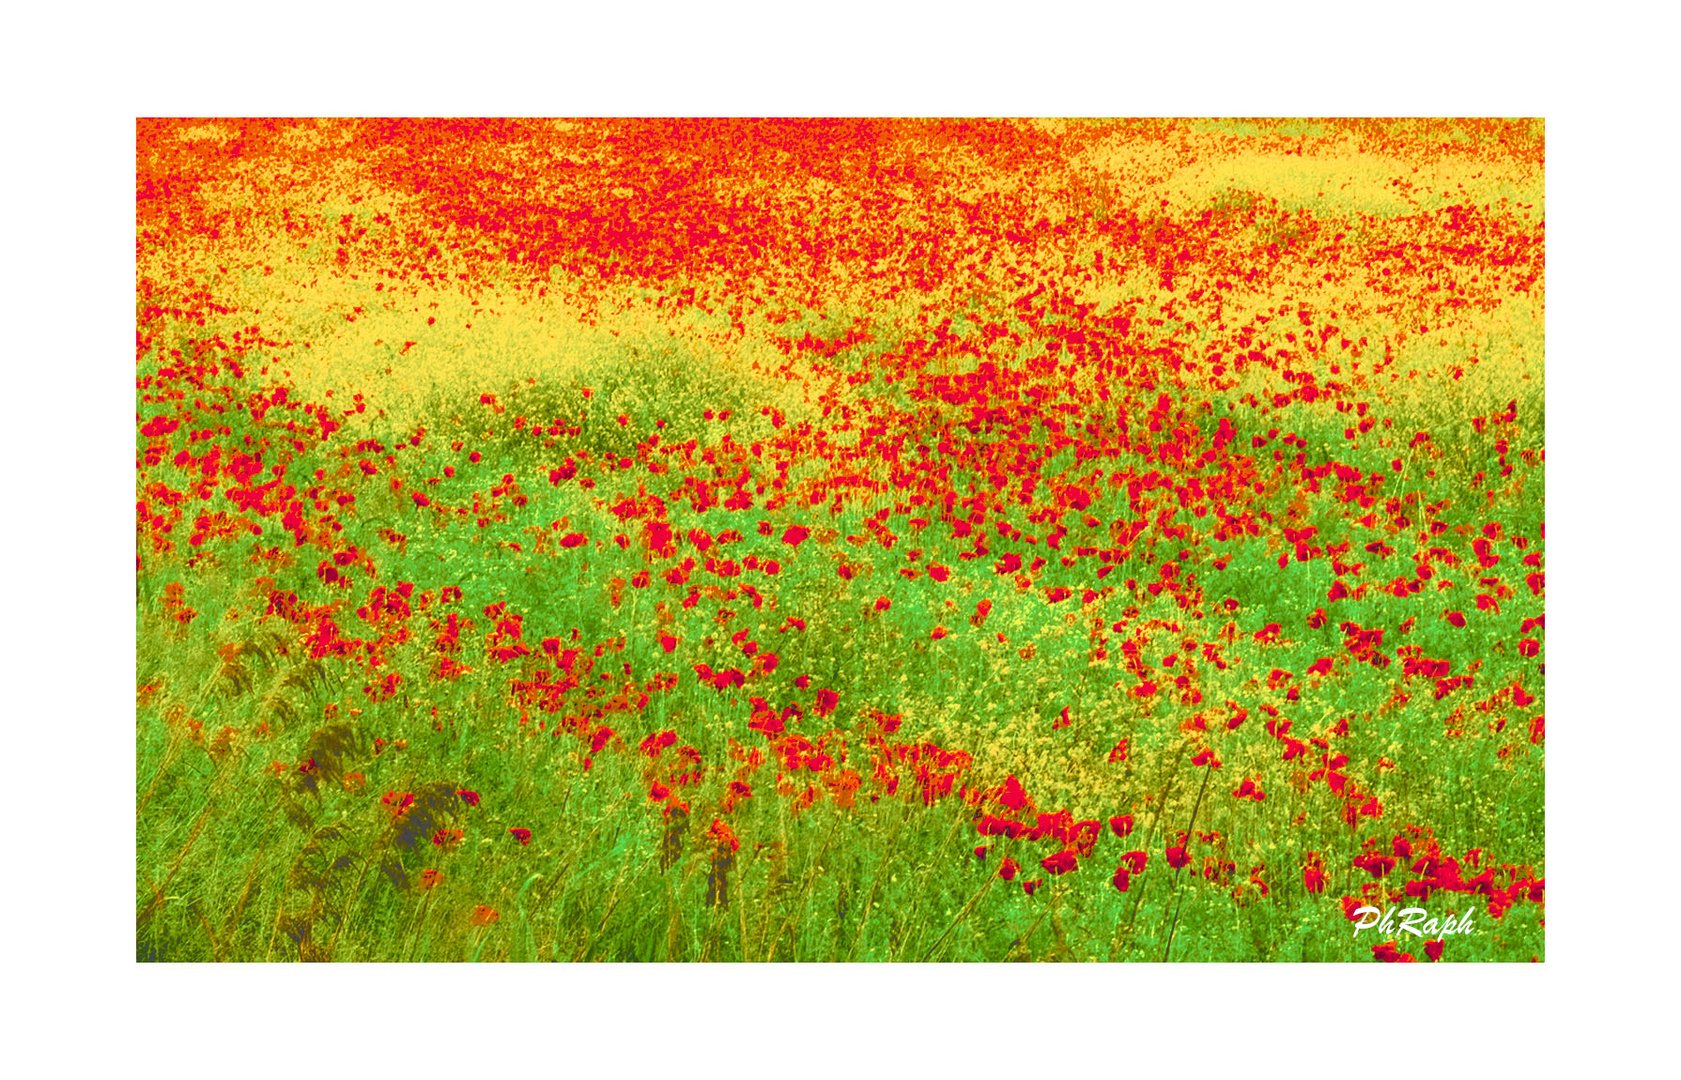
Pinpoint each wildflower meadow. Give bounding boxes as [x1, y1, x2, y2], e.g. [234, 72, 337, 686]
[136, 119, 1544, 962]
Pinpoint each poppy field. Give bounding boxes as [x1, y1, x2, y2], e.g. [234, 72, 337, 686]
[136, 118, 1544, 962]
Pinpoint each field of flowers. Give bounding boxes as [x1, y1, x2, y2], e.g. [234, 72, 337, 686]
[136, 118, 1543, 962]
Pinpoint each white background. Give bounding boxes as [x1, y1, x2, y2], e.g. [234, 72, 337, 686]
[5, 1, 1673, 1075]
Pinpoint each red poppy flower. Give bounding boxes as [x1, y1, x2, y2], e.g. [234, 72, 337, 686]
[508, 827, 532, 845]
[1372, 941, 1414, 963]
[1041, 850, 1078, 875]
[706, 818, 741, 852]
[998, 774, 1030, 812]
[1353, 851, 1397, 878]
[640, 730, 677, 758]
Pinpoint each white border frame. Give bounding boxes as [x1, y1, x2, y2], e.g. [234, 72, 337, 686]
[8, 1, 1672, 1074]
